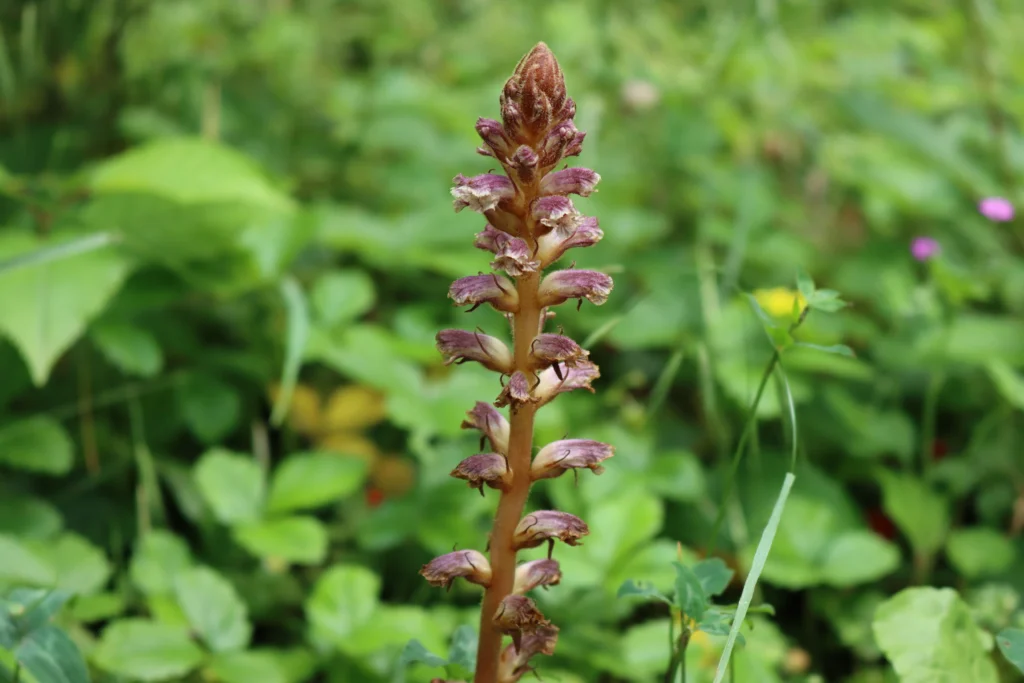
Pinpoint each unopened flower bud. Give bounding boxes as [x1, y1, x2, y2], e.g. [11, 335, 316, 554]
[538, 270, 613, 307]
[498, 624, 559, 682]
[531, 439, 613, 481]
[500, 42, 568, 143]
[528, 334, 588, 372]
[436, 329, 514, 374]
[476, 117, 513, 159]
[537, 121, 586, 167]
[513, 510, 589, 551]
[451, 453, 511, 494]
[493, 595, 551, 652]
[532, 196, 583, 238]
[461, 401, 510, 454]
[508, 145, 539, 185]
[536, 216, 603, 265]
[535, 360, 600, 405]
[513, 559, 562, 593]
[451, 173, 515, 214]
[492, 237, 540, 277]
[495, 371, 535, 409]
[420, 550, 492, 591]
[449, 274, 519, 312]
[541, 167, 600, 198]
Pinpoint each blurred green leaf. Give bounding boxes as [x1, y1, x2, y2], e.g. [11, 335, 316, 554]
[985, 360, 1024, 410]
[880, 472, 949, 557]
[91, 321, 163, 377]
[209, 649, 316, 683]
[179, 375, 242, 444]
[311, 270, 376, 327]
[266, 452, 368, 513]
[130, 530, 193, 596]
[307, 565, 379, 646]
[0, 417, 73, 475]
[194, 449, 264, 525]
[397, 640, 447, 669]
[872, 587, 998, 683]
[646, 451, 706, 502]
[93, 619, 205, 681]
[693, 558, 734, 598]
[795, 342, 855, 358]
[14, 624, 90, 683]
[616, 580, 672, 606]
[28, 532, 111, 595]
[233, 516, 327, 564]
[0, 535, 56, 586]
[945, 529, 1016, 579]
[174, 566, 252, 652]
[270, 277, 310, 426]
[673, 562, 708, 621]
[0, 496, 62, 539]
[819, 531, 900, 588]
[997, 629, 1024, 675]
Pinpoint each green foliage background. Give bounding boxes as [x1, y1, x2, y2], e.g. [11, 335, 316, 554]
[1, 0, 1024, 681]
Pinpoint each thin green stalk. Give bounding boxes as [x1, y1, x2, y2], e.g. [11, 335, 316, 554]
[920, 372, 945, 476]
[664, 627, 690, 683]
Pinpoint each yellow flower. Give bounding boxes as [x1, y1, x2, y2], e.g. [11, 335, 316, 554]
[753, 287, 805, 319]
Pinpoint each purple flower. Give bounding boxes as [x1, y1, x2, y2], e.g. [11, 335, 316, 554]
[498, 624, 559, 681]
[512, 510, 589, 551]
[910, 236, 940, 262]
[492, 595, 551, 652]
[461, 401, 510, 454]
[508, 145, 540, 185]
[979, 197, 1014, 222]
[448, 274, 519, 312]
[451, 453, 511, 494]
[492, 237, 541, 277]
[495, 371, 534, 409]
[473, 225, 512, 254]
[537, 121, 586, 168]
[531, 439, 614, 481]
[536, 216, 604, 265]
[513, 559, 562, 593]
[541, 168, 600, 197]
[475, 117, 513, 159]
[420, 550, 492, 590]
[451, 173, 515, 214]
[535, 360, 600, 404]
[436, 329, 514, 373]
[532, 196, 583, 238]
[538, 269, 614, 307]
[528, 334, 588, 371]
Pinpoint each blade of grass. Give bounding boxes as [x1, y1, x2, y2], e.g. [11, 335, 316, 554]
[270, 276, 310, 426]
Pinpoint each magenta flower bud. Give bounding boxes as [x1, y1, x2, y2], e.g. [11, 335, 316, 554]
[451, 453, 511, 494]
[540, 168, 601, 198]
[420, 549, 492, 591]
[474, 225, 512, 254]
[492, 237, 541, 277]
[910, 236, 940, 262]
[532, 196, 583, 238]
[528, 334, 588, 372]
[531, 439, 614, 481]
[536, 216, 604, 265]
[513, 559, 562, 593]
[979, 196, 1014, 222]
[436, 329, 514, 374]
[451, 173, 516, 214]
[538, 270, 613, 307]
[535, 359, 600, 404]
[495, 371, 534, 409]
[512, 510, 589, 551]
[476, 117, 513, 159]
[508, 145, 540, 185]
[449, 274, 519, 312]
[493, 595, 551, 651]
[461, 401, 510, 454]
[500, 43, 568, 143]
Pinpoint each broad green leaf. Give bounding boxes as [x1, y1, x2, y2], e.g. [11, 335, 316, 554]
[693, 558, 734, 597]
[880, 472, 949, 557]
[340, 605, 448, 659]
[795, 342, 855, 358]
[28, 532, 111, 595]
[178, 376, 242, 444]
[917, 315, 1024, 366]
[130, 530, 193, 596]
[92, 619, 204, 682]
[819, 531, 900, 587]
[447, 625, 477, 675]
[209, 649, 315, 683]
[986, 360, 1024, 410]
[233, 516, 327, 564]
[194, 449, 264, 524]
[997, 629, 1024, 674]
[0, 535, 56, 586]
[615, 580, 672, 606]
[90, 137, 294, 212]
[397, 640, 448, 669]
[69, 593, 127, 623]
[266, 452, 368, 513]
[91, 321, 163, 377]
[873, 587, 998, 683]
[270, 277, 310, 426]
[0, 496, 62, 539]
[1, 589, 72, 637]
[673, 562, 708, 621]
[0, 232, 130, 385]
[806, 289, 848, 312]
[945, 528, 1016, 579]
[646, 450, 706, 502]
[306, 564, 380, 645]
[796, 269, 815, 299]
[0, 417, 73, 475]
[173, 566, 252, 652]
[15, 624, 90, 683]
[311, 270, 376, 327]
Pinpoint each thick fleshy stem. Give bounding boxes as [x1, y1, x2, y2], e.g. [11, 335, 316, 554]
[475, 270, 543, 682]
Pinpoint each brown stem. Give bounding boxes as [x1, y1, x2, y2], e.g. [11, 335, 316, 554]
[475, 270, 543, 683]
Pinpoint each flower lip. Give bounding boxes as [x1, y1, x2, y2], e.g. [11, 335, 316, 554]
[528, 333, 588, 373]
[491, 237, 541, 277]
[451, 173, 515, 214]
[538, 269, 613, 308]
[979, 196, 1014, 222]
[474, 225, 512, 254]
[461, 401, 510, 454]
[449, 274, 519, 313]
[532, 196, 583, 238]
[513, 558, 562, 594]
[495, 371, 535, 409]
[535, 359, 600, 405]
[420, 549, 492, 591]
[512, 510, 590, 551]
[537, 216, 604, 265]
[436, 329, 514, 374]
[450, 453, 511, 495]
[541, 167, 601, 198]
[531, 439, 614, 481]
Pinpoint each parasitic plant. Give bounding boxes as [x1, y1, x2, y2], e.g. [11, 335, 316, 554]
[420, 43, 614, 682]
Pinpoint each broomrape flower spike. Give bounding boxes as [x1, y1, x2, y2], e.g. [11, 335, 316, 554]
[424, 42, 614, 683]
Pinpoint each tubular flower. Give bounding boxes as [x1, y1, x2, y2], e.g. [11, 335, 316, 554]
[425, 43, 615, 681]
[436, 329, 514, 374]
[531, 439, 614, 481]
[420, 550, 492, 591]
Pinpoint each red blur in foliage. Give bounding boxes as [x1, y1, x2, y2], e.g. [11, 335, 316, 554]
[867, 508, 896, 540]
[366, 487, 386, 508]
